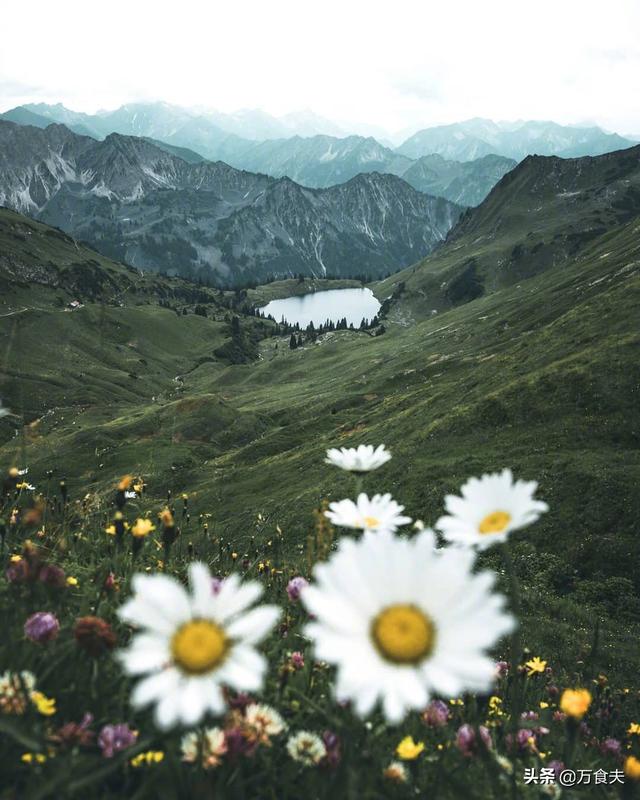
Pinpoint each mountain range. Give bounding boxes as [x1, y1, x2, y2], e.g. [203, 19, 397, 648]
[3, 103, 635, 204]
[396, 117, 636, 161]
[0, 120, 462, 284]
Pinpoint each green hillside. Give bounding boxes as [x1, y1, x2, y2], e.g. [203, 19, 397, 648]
[1, 168, 639, 684]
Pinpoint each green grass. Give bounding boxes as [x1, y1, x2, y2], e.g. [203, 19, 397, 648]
[1, 190, 640, 796]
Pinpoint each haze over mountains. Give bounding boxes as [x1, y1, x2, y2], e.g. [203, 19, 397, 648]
[1, 101, 637, 286]
[2, 102, 635, 199]
[0, 120, 461, 284]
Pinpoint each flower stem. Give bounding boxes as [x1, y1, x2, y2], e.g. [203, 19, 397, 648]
[500, 543, 524, 734]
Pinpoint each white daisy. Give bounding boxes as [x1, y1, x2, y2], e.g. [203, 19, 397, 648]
[117, 562, 280, 730]
[436, 468, 549, 550]
[325, 493, 411, 535]
[286, 731, 327, 765]
[301, 530, 514, 724]
[325, 444, 391, 473]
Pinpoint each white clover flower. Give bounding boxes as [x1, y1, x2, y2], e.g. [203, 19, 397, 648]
[325, 444, 391, 473]
[325, 492, 411, 535]
[181, 727, 227, 768]
[286, 731, 327, 766]
[117, 563, 280, 730]
[244, 703, 287, 738]
[435, 468, 549, 550]
[301, 530, 514, 724]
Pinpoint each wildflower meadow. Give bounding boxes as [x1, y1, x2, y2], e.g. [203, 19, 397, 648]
[1, 448, 639, 799]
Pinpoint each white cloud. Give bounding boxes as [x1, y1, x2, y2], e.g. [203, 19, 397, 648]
[1, 0, 639, 136]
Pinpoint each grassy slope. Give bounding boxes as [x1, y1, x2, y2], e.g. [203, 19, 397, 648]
[2, 214, 639, 678]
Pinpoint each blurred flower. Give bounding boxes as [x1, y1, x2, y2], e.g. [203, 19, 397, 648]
[383, 761, 408, 783]
[560, 689, 592, 719]
[547, 760, 565, 779]
[39, 564, 66, 588]
[600, 737, 622, 758]
[131, 518, 155, 538]
[74, 616, 117, 656]
[131, 750, 164, 767]
[21, 753, 46, 764]
[456, 724, 492, 756]
[321, 730, 341, 769]
[436, 469, 548, 550]
[286, 576, 308, 602]
[117, 563, 280, 730]
[98, 723, 138, 758]
[290, 651, 305, 670]
[181, 728, 226, 768]
[66, 576, 78, 587]
[118, 475, 133, 491]
[422, 699, 450, 726]
[396, 735, 425, 760]
[286, 731, 327, 766]
[301, 529, 513, 723]
[24, 612, 60, 644]
[49, 713, 94, 747]
[628, 723, 640, 735]
[325, 493, 411, 536]
[160, 508, 174, 527]
[0, 671, 36, 715]
[625, 756, 640, 781]
[245, 703, 287, 742]
[325, 444, 391, 473]
[31, 691, 56, 716]
[525, 657, 547, 677]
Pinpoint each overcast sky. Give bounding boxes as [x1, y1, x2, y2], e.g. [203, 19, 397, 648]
[2, 0, 639, 136]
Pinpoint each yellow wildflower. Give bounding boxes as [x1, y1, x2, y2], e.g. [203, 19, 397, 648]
[525, 657, 547, 677]
[66, 576, 78, 587]
[560, 688, 591, 719]
[628, 723, 640, 735]
[131, 518, 155, 538]
[396, 736, 425, 760]
[131, 750, 164, 767]
[488, 696, 504, 717]
[21, 752, 46, 764]
[625, 756, 640, 781]
[31, 691, 56, 716]
[105, 525, 116, 536]
[539, 701, 549, 709]
[118, 474, 133, 491]
[159, 508, 174, 527]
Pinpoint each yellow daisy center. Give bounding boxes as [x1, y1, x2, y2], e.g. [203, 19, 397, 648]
[478, 510, 512, 535]
[171, 620, 228, 675]
[362, 515, 380, 528]
[372, 604, 436, 664]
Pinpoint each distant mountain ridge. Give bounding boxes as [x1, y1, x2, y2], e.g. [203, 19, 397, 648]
[1, 104, 516, 205]
[4, 104, 634, 206]
[396, 117, 637, 161]
[0, 120, 462, 284]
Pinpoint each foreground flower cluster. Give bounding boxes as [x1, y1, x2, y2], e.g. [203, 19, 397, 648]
[1, 450, 638, 798]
